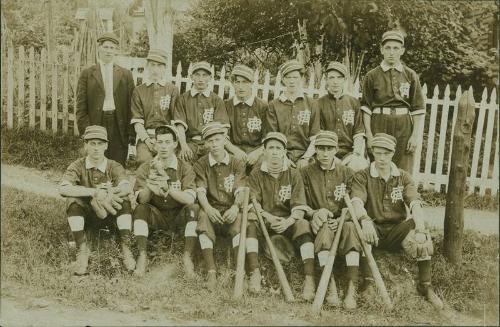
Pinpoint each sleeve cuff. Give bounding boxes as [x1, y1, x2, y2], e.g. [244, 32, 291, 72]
[291, 205, 312, 215]
[353, 133, 366, 140]
[410, 109, 425, 116]
[196, 187, 207, 194]
[173, 119, 188, 130]
[360, 106, 372, 115]
[233, 186, 245, 196]
[131, 118, 145, 125]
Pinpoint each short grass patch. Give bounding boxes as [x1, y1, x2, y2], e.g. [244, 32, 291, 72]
[2, 187, 498, 325]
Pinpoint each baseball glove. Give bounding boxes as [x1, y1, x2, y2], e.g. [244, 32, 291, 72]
[402, 229, 434, 259]
[91, 184, 125, 218]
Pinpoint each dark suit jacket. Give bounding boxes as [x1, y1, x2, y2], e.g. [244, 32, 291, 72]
[76, 63, 135, 145]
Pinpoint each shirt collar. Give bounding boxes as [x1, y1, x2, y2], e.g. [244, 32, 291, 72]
[328, 91, 346, 100]
[369, 162, 401, 178]
[319, 157, 341, 171]
[279, 92, 305, 103]
[85, 157, 108, 173]
[144, 78, 167, 87]
[380, 61, 403, 72]
[233, 96, 255, 107]
[190, 88, 211, 97]
[152, 155, 178, 170]
[208, 151, 230, 167]
[98, 60, 113, 68]
[260, 158, 290, 173]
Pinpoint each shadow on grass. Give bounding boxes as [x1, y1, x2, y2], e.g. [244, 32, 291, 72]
[1, 186, 498, 325]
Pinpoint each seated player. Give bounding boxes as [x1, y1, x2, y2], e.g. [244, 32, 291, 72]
[350, 133, 443, 309]
[131, 125, 199, 277]
[194, 121, 247, 290]
[246, 131, 316, 300]
[59, 125, 135, 276]
[300, 130, 363, 309]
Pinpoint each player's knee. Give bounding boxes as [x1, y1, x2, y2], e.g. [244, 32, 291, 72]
[67, 202, 86, 217]
[133, 204, 152, 224]
[247, 221, 258, 238]
[295, 219, 313, 235]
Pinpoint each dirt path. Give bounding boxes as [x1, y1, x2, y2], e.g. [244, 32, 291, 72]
[2, 163, 497, 234]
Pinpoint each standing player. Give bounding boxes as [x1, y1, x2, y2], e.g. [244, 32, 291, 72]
[350, 133, 443, 309]
[300, 130, 362, 309]
[194, 122, 247, 290]
[131, 125, 199, 277]
[130, 49, 180, 165]
[246, 132, 316, 300]
[59, 125, 135, 276]
[361, 30, 425, 174]
[266, 60, 320, 168]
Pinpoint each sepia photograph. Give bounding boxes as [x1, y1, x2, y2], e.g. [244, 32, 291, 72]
[1, 0, 498, 325]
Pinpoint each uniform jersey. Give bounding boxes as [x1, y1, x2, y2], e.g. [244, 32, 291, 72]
[130, 81, 179, 130]
[60, 157, 129, 189]
[350, 162, 421, 224]
[194, 151, 246, 209]
[134, 156, 196, 211]
[300, 159, 355, 218]
[225, 96, 268, 153]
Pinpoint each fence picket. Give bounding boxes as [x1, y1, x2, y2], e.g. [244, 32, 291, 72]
[273, 71, 282, 100]
[423, 85, 440, 188]
[217, 66, 226, 98]
[73, 51, 80, 136]
[17, 46, 25, 127]
[40, 49, 47, 130]
[262, 70, 271, 101]
[413, 83, 427, 176]
[447, 85, 462, 179]
[185, 63, 193, 91]
[492, 130, 499, 194]
[62, 50, 69, 133]
[29, 48, 36, 128]
[7, 46, 14, 128]
[252, 69, 259, 97]
[479, 88, 497, 195]
[51, 56, 58, 133]
[434, 84, 451, 191]
[174, 62, 182, 91]
[469, 87, 488, 193]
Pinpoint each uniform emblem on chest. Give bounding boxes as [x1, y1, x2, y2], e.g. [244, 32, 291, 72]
[278, 184, 292, 202]
[224, 174, 235, 193]
[203, 108, 215, 125]
[247, 116, 262, 132]
[170, 180, 182, 191]
[390, 185, 404, 203]
[399, 82, 410, 98]
[334, 183, 346, 201]
[297, 110, 311, 125]
[159, 95, 171, 111]
[342, 110, 355, 126]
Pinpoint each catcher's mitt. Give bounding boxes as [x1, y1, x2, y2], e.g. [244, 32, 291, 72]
[402, 229, 434, 259]
[91, 183, 124, 218]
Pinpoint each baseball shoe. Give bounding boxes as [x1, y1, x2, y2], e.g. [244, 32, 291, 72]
[302, 275, 316, 302]
[248, 269, 262, 294]
[134, 252, 147, 277]
[121, 243, 136, 272]
[74, 243, 90, 276]
[207, 270, 217, 291]
[325, 277, 341, 307]
[343, 280, 358, 310]
[417, 282, 443, 310]
[182, 252, 196, 279]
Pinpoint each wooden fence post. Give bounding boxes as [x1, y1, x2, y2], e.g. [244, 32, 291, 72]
[73, 50, 81, 136]
[444, 88, 476, 264]
[40, 49, 47, 131]
[29, 47, 36, 128]
[7, 46, 14, 128]
[62, 50, 69, 133]
[17, 46, 25, 127]
[51, 52, 58, 133]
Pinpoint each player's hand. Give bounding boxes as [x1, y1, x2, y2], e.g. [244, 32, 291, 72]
[247, 148, 262, 166]
[179, 144, 194, 161]
[296, 158, 310, 169]
[311, 209, 331, 234]
[206, 206, 223, 224]
[366, 133, 374, 151]
[222, 204, 239, 224]
[273, 217, 295, 234]
[145, 138, 155, 152]
[327, 217, 339, 233]
[94, 188, 107, 201]
[406, 134, 418, 153]
[361, 219, 379, 246]
[146, 179, 168, 197]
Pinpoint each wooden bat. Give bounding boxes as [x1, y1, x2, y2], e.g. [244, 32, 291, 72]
[252, 199, 295, 303]
[233, 187, 250, 299]
[343, 193, 393, 309]
[311, 209, 347, 314]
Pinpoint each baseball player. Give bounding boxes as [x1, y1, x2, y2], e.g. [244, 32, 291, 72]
[300, 130, 363, 309]
[265, 60, 320, 168]
[194, 121, 247, 291]
[361, 30, 425, 174]
[172, 61, 230, 163]
[246, 132, 316, 300]
[318, 62, 365, 162]
[130, 49, 180, 165]
[224, 64, 268, 167]
[350, 133, 443, 309]
[59, 125, 135, 276]
[132, 125, 199, 277]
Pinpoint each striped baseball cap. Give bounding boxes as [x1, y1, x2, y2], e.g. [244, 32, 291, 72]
[83, 125, 108, 142]
[231, 64, 254, 82]
[279, 59, 305, 77]
[97, 32, 119, 45]
[370, 133, 397, 152]
[325, 61, 348, 77]
[262, 131, 287, 147]
[381, 30, 405, 45]
[147, 49, 167, 65]
[201, 121, 228, 140]
[191, 61, 211, 75]
[314, 130, 338, 147]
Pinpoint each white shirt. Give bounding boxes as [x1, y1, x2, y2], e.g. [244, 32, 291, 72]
[99, 60, 115, 111]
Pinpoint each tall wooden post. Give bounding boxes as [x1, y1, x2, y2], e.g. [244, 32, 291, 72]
[443, 88, 476, 264]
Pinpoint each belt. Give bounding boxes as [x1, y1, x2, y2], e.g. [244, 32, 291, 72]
[373, 107, 409, 115]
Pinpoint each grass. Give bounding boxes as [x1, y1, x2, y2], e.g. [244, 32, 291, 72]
[2, 186, 498, 325]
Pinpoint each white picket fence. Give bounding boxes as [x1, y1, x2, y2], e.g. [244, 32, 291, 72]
[1, 47, 498, 195]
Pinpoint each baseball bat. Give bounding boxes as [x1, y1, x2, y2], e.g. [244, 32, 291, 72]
[343, 193, 393, 309]
[233, 187, 250, 299]
[252, 199, 295, 303]
[311, 209, 346, 314]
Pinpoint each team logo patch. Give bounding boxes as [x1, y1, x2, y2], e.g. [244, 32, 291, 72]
[334, 183, 347, 201]
[159, 95, 171, 111]
[224, 174, 235, 193]
[399, 82, 410, 98]
[170, 180, 182, 191]
[203, 107, 215, 125]
[297, 110, 311, 125]
[342, 110, 355, 126]
[391, 185, 404, 203]
[278, 184, 292, 202]
[247, 116, 262, 132]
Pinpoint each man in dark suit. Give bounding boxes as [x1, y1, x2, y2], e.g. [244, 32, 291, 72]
[76, 32, 135, 166]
